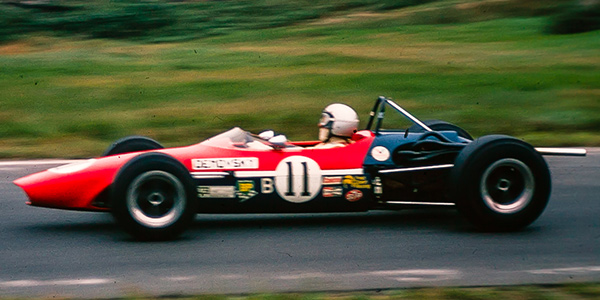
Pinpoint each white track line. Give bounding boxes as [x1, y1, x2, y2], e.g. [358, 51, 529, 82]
[527, 266, 600, 275]
[0, 278, 112, 288]
[4, 266, 599, 290]
[368, 269, 460, 282]
[274, 269, 461, 282]
[0, 160, 83, 167]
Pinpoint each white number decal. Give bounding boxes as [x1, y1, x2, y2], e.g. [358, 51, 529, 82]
[274, 156, 322, 203]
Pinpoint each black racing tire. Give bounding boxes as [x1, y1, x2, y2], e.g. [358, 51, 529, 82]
[450, 135, 551, 231]
[409, 120, 473, 140]
[111, 153, 197, 241]
[102, 136, 163, 157]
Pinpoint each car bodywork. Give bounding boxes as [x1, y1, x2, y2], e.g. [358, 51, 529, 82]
[15, 127, 378, 213]
[14, 96, 586, 239]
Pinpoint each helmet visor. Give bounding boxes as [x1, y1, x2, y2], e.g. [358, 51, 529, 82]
[319, 112, 335, 129]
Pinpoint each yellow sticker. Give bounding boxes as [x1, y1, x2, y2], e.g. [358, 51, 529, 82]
[342, 175, 371, 189]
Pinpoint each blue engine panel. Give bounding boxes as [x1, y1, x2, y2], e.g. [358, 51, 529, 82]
[363, 130, 464, 167]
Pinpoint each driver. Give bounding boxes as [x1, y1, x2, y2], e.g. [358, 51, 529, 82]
[313, 103, 360, 149]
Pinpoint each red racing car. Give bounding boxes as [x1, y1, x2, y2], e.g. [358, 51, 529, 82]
[14, 97, 586, 240]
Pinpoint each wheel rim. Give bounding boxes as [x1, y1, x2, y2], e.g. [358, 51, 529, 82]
[126, 170, 186, 228]
[480, 158, 535, 214]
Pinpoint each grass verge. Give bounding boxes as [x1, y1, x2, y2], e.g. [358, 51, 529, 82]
[7, 283, 600, 300]
[215, 284, 600, 300]
[0, 1, 598, 158]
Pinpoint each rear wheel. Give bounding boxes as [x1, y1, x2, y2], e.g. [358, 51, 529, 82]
[409, 120, 472, 140]
[103, 136, 163, 157]
[111, 153, 197, 240]
[450, 135, 551, 231]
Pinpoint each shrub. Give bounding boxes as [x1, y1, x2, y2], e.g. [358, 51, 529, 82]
[547, 3, 600, 34]
[1, 0, 446, 43]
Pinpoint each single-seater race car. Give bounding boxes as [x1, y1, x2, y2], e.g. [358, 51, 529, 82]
[14, 96, 586, 240]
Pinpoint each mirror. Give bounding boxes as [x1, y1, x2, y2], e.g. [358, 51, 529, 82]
[269, 135, 287, 146]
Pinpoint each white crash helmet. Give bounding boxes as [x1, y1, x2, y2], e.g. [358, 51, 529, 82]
[318, 103, 359, 141]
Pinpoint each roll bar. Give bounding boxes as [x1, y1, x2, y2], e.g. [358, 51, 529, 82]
[366, 96, 433, 134]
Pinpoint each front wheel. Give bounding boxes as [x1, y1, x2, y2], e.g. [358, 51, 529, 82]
[111, 153, 197, 240]
[450, 135, 551, 231]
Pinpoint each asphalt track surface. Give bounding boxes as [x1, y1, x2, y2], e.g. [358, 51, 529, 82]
[0, 150, 599, 298]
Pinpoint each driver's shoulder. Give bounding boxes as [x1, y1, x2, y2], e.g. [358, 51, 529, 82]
[312, 139, 351, 149]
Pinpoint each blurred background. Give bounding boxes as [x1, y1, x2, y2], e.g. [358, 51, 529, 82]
[0, 0, 598, 158]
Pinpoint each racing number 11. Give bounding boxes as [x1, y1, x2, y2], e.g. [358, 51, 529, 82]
[285, 161, 310, 197]
[275, 156, 321, 203]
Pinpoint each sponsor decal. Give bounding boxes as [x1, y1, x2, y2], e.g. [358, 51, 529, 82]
[343, 175, 371, 189]
[322, 186, 343, 198]
[261, 178, 274, 194]
[322, 176, 343, 185]
[192, 157, 259, 170]
[236, 180, 258, 202]
[345, 189, 363, 202]
[372, 177, 382, 186]
[197, 186, 236, 198]
[371, 146, 390, 162]
[373, 176, 383, 195]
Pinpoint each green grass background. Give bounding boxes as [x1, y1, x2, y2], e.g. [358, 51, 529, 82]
[0, 0, 599, 158]
[8, 283, 598, 300]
